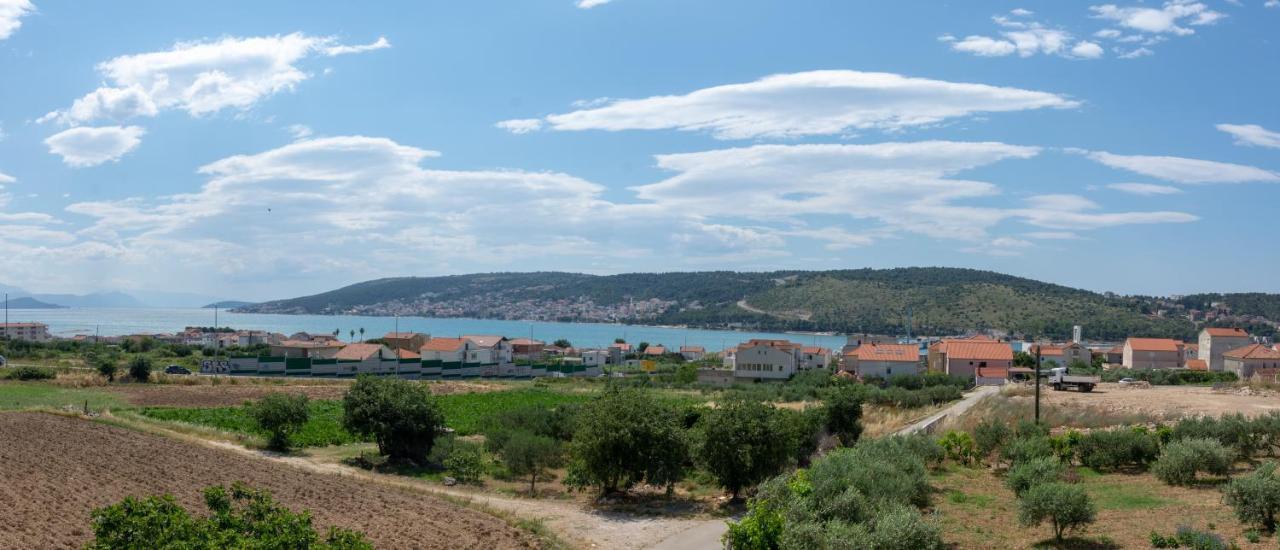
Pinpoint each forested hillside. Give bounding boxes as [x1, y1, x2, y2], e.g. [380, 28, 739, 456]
[237, 268, 1230, 340]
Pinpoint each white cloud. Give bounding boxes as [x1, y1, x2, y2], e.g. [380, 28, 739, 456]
[952, 35, 1019, 56]
[1026, 231, 1081, 240]
[577, 0, 611, 8]
[1090, 1, 1224, 36]
[0, 170, 14, 184]
[1216, 123, 1280, 149]
[286, 124, 313, 140]
[947, 12, 1107, 59]
[1018, 193, 1197, 229]
[44, 126, 145, 167]
[1086, 150, 1280, 183]
[1071, 41, 1105, 58]
[1117, 47, 1155, 58]
[42, 33, 389, 125]
[501, 70, 1079, 139]
[495, 118, 544, 134]
[1267, 0, 1278, 8]
[0, 0, 33, 41]
[1107, 182, 1184, 195]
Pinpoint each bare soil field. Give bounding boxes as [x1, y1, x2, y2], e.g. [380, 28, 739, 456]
[105, 379, 508, 407]
[1041, 383, 1280, 418]
[0, 412, 538, 549]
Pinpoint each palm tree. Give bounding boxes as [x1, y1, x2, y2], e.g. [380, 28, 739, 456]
[333, 328, 340, 338]
[359, 327, 365, 342]
[349, 329, 355, 342]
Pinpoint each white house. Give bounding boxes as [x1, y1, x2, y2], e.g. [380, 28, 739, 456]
[1199, 327, 1252, 372]
[732, 339, 801, 380]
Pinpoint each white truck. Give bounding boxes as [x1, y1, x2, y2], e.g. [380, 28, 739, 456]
[1047, 367, 1099, 392]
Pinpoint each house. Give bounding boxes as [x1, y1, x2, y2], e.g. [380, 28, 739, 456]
[510, 338, 546, 361]
[644, 345, 668, 357]
[462, 335, 513, 366]
[732, 339, 801, 381]
[421, 337, 479, 377]
[581, 349, 609, 367]
[382, 332, 429, 353]
[1198, 327, 1252, 372]
[0, 322, 50, 342]
[844, 343, 922, 379]
[679, 345, 706, 361]
[1122, 338, 1184, 369]
[927, 335, 998, 372]
[1030, 343, 1092, 369]
[1183, 343, 1200, 365]
[939, 341, 1013, 380]
[975, 366, 1011, 386]
[1223, 344, 1280, 379]
[800, 346, 832, 370]
[269, 339, 343, 359]
[1186, 359, 1209, 371]
[335, 343, 393, 362]
[1103, 345, 1124, 366]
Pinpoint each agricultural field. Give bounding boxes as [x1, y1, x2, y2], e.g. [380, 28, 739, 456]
[0, 412, 538, 550]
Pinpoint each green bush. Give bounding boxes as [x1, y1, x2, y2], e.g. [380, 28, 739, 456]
[973, 418, 1012, 460]
[938, 431, 977, 465]
[1, 365, 56, 380]
[1151, 438, 1233, 486]
[566, 387, 686, 494]
[821, 383, 864, 446]
[96, 358, 119, 382]
[1002, 436, 1056, 466]
[429, 437, 487, 484]
[1172, 414, 1269, 459]
[1076, 429, 1159, 471]
[500, 430, 562, 494]
[128, 355, 152, 383]
[697, 397, 793, 499]
[342, 375, 445, 462]
[87, 482, 369, 549]
[723, 498, 785, 550]
[1101, 368, 1237, 386]
[1005, 457, 1065, 497]
[1222, 462, 1280, 532]
[1017, 482, 1097, 541]
[251, 393, 310, 451]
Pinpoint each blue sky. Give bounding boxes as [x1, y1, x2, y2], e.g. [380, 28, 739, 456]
[0, 0, 1277, 301]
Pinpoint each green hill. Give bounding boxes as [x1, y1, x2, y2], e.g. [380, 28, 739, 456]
[238, 268, 1213, 340]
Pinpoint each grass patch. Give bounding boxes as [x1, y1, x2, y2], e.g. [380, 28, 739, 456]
[134, 387, 593, 448]
[0, 381, 122, 411]
[946, 489, 995, 508]
[1085, 481, 1171, 511]
[1075, 466, 1103, 479]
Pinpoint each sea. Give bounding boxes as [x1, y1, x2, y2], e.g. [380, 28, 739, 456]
[3, 308, 849, 352]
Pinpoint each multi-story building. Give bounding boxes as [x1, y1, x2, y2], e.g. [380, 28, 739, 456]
[462, 335, 513, 366]
[510, 338, 546, 361]
[1030, 342, 1092, 369]
[0, 322, 50, 342]
[844, 343, 922, 379]
[732, 339, 801, 381]
[1122, 338, 1184, 369]
[1198, 327, 1252, 372]
[937, 341, 1013, 381]
[382, 332, 429, 353]
[800, 346, 832, 370]
[1223, 344, 1280, 379]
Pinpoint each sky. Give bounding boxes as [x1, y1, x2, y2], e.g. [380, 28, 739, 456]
[0, 0, 1277, 301]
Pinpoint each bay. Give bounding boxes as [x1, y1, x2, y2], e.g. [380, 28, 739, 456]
[3, 307, 848, 351]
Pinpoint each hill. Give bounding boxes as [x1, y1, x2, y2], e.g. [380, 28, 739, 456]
[203, 301, 255, 309]
[3, 296, 66, 309]
[237, 268, 1221, 340]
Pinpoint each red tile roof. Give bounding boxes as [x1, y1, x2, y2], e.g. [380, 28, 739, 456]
[1185, 359, 1208, 371]
[738, 339, 800, 352]
[645, 345, 667, 355]
[853, 343, 920, 362]
[1031, 344, 1066, 356]
[680, 346, 705, 353]
[1126, 338, 1182, 352]
[1224, 343, 1280, 360]
[1204, 327, 1249, 338]
[802, 346, 830, 355]
[395, 348, 420, 359]
[335, 343, 386, 361]
[422, 337, 466, 352]
[975, 366, 1009, 379]
[947, 342, 1013, 361]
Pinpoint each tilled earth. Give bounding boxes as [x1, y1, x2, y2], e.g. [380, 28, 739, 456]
[108, 379, 508, 407]
[0, 412, 538, 549]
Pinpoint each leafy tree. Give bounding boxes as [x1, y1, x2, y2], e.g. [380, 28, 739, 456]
[1018, 482, 1097, 541]
[697, 398, 792, 499]
[553, 339, 572, 348]
[674, 363, 698, 384]
[1151, 438, 1233, 486]
[1006, 457, 1064, 497]
[342, 375, 445, 462]
[1222, 462, 1280, 532]
[974, 419, 1012, 462]
[87, 482, 369, 549]
[252, 393, 310, 451]
[96, 358, 119, 382]
[1014, 351, 1035, 368]
[430, 437, 486, 484]
[128, 355, 152, 383]
[820, 383, 864, 446]
[614, 338, 626, 344]
[566, 387, 686, 495]
[939, 431, 978, 465]
[636, 342, 650, 353]
[501, 431, 562, 494]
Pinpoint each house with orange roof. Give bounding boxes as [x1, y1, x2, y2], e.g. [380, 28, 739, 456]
[938, 341, 1013, 381]
[732, 339, 803, 381]
[1198, 327, 1252, 372]
[800, 346, 832, 370]
[679, 345, 706, 361]
[421, 337, 480, 377]
[382, 332, 429, 353]
[845, 343, 921, 379]
[927, 335, 999, 373]
[1223, 343, 1280, 379]
[1029, 342, 1093, 369]
[1122, 338, 1184, 369]
[644, 345, 668, 357]
[335, 343, 393, 362]
[269, 339, 344, 359]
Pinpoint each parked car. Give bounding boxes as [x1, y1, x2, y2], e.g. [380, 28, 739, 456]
[164, 365, 192, 375]
[1118, 377, 1136, 385]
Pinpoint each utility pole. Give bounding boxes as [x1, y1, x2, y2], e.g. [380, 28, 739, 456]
[1034, 345, 1042, 425]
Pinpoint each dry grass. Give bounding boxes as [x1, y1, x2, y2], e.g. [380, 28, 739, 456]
[945, 390, 1170, 433]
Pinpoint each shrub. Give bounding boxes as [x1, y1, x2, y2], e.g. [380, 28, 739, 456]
[697, 398, 793, 499]
[1173, 414, 1267, 459]
[566, 387, 686, 494]
[251, 393, 310, 451]
[723, 498, 784, 550]
[1222, 462, 1280, 532]
[1016, 420, 1049, 438]
[429, 437, 487, 484]
[1018, 482, 1097, 541]
[1002, 436, 1055, 466]
[821, 384, 864, 446]
[342, 375, 445, 462]
[776, 407, 825, 465]
[1151, 438, 1233, 486]
[1048, 430, 1082, 464]
[1174, 526, 1228, 550]
[87, 482, 370, 549]
[128, 355, 152, 383]
[1, 365, 56, 380]
[500, 430, 562, 494]
[938, 431, 977, 465]
[1006, 457, 1065, 497]
[483, 404, 577, 452]
[96, 358, 119, 382]
[1076, 429, 1159, 471]
[973, 419, 1012, 460]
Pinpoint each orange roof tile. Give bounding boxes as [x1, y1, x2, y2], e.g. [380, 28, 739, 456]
[335, 343, 386, 361]
[645, 345, 667, 355]
[1224, 343, 1280, 360]
[396, 348, 420, 359]
[853, 343, 920, 362]
[1185, 359, 1208, 371]
[947, 342, 1013, 361]
[802, 346, 830, 355]
[422, 337, 466, 352]
[680, 346, 705, 353]
[1126, 338, 1182, 352]
[1205, 327, 1249, 338]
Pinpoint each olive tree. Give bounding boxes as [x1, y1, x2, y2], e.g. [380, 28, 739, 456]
[696, 398, 792, 500]
[1018, 482, 1097, 541]
[342, 376, 445, 462]
[252, 393, 310, 451]
[566, 386, 686, 495]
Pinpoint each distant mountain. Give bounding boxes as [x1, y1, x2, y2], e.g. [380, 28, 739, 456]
[237, 268, 1220, 340]
[203, 301, 255, 309]
[4, 296, 66, 309]
[31, 291, 147, 308]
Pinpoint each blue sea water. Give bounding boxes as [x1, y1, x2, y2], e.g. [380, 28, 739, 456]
[4, 308, 848, 351]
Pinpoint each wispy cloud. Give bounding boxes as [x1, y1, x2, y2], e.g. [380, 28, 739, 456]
[1216, 123, 1280, 149]
[1107, 182, 1184, 195]
[0, 0, 34, 41]
[44, 126, 145, 167]
[1084, 150, 1280, 184]
[944, 10, 1105, 59]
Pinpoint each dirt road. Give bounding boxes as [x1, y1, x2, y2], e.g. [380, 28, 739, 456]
[897, 385, 999, 435]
